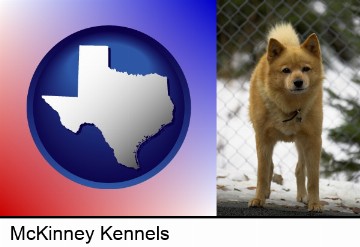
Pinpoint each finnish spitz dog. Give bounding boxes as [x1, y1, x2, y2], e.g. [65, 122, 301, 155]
[248, 23, 324, 211]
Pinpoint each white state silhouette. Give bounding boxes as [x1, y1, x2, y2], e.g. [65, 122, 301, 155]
[42, 45, 174, 169]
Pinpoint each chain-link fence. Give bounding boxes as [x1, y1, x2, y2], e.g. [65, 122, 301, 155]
[217, 0, 360, 182]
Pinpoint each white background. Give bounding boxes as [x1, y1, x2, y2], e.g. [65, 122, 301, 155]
[0, 218, 358, 246]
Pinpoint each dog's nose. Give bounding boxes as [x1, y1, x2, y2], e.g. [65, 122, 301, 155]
[293, 79, 303, 88]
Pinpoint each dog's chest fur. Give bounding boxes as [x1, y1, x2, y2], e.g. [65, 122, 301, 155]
[265, 105, 303, 141]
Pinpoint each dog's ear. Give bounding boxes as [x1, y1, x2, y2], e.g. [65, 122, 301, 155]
[267, 38, 285, 62]
[301, 33, 321, 58]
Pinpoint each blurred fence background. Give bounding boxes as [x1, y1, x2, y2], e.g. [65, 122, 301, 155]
[217, 0, 360, 182]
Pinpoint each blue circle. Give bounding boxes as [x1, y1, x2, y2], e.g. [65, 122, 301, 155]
[27, 26, 191, 188]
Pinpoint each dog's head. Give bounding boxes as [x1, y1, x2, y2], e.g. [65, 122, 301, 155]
[266, 33, 323, 95]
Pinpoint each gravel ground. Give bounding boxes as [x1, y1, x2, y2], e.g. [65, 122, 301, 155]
[217, 201, 359, 217]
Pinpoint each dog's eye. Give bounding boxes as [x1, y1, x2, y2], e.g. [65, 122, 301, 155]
[282, 68, 291, 73]
[302, 66, 311, 72]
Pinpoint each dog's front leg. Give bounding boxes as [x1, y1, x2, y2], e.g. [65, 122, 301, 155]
[248, 134, 275, 207]
[297, 134, 323, 212]
[295, 141, 308, 203]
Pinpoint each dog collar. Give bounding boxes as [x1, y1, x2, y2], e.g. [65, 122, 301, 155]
[282, 109, 302, 123]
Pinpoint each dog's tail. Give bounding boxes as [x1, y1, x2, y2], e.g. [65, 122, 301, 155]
[267, 22, 300, 46]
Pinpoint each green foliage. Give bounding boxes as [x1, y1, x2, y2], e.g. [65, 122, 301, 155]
[322, 87, 360, 181]
[321, 149, 360, 181]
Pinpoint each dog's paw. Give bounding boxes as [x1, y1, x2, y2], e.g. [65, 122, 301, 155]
[296, 193, 308, 204]
[308, 201, 323, 212]
[248, 198, 265, 208]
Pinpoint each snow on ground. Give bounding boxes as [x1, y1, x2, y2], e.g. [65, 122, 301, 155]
[217, 175, 360, 214]
[217, 64, 360, 214]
